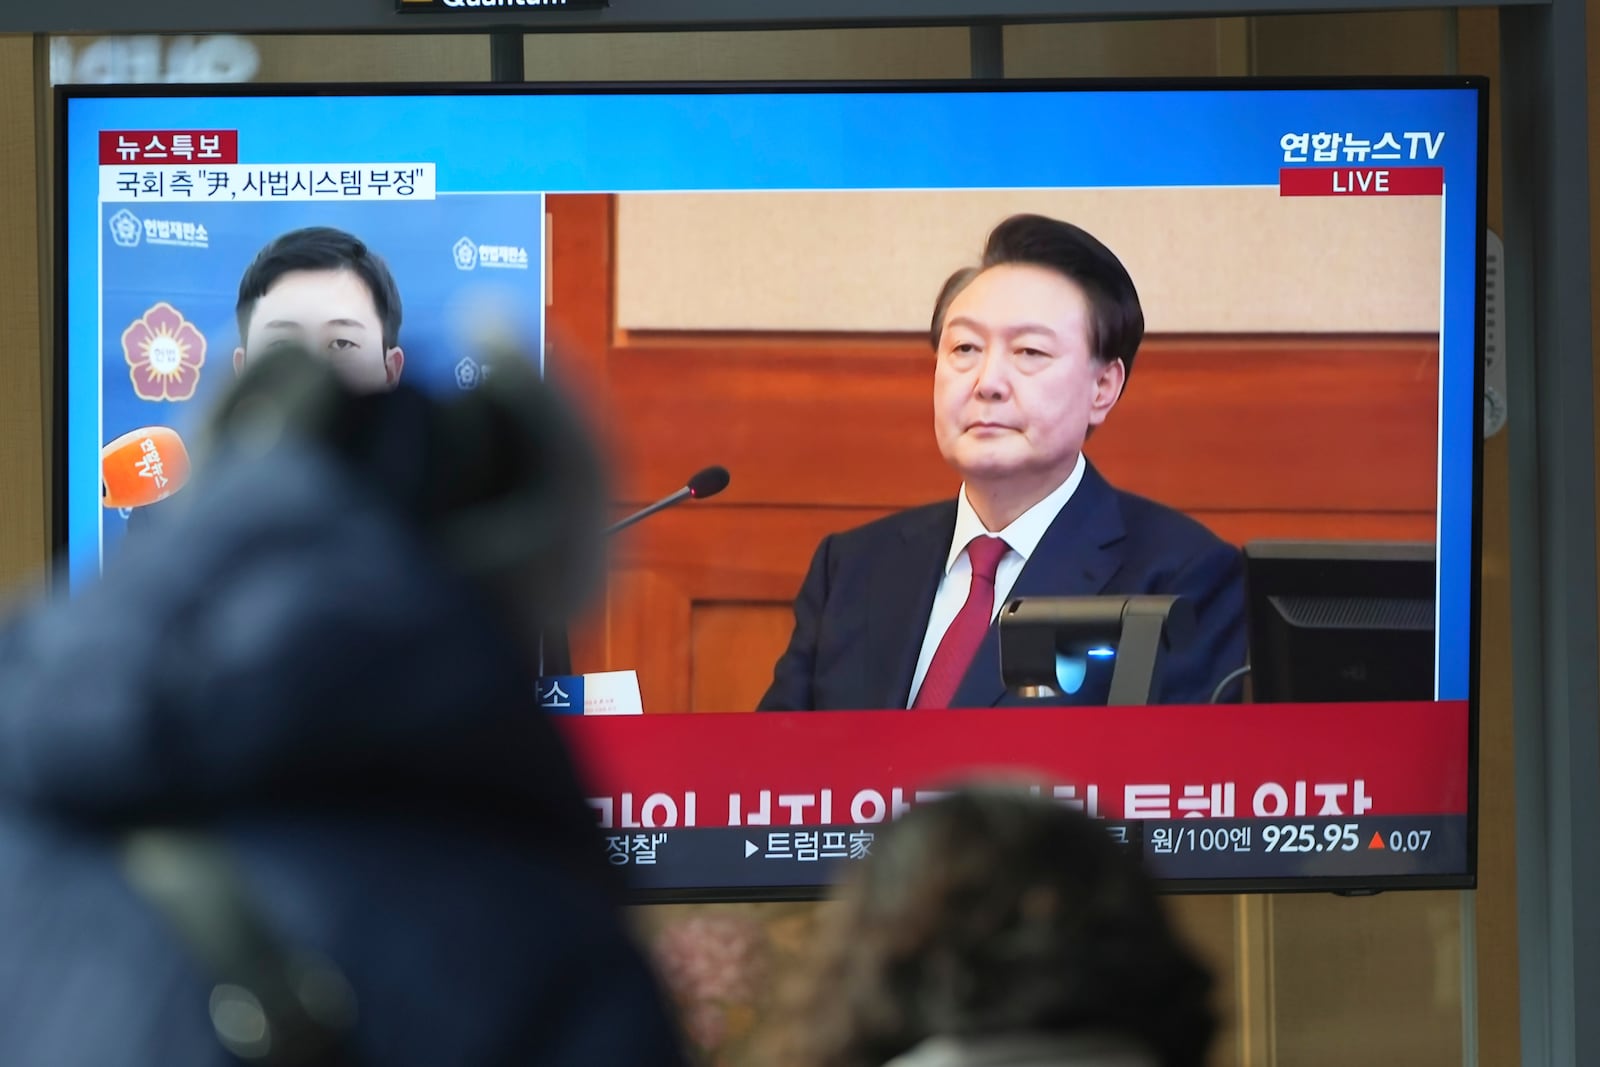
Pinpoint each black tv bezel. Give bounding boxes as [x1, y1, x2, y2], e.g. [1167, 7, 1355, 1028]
[53, 76, 1487, 902]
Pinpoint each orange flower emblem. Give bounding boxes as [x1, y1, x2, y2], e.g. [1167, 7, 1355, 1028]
[123, 301, 206, 402]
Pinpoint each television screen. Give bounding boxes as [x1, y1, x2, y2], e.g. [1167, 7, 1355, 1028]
[57, 79, 1483, 898]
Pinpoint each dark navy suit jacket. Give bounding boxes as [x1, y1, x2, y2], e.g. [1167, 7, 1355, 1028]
[757, 462, 1247, 711]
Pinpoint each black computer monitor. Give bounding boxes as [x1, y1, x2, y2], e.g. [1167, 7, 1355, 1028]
[1243, 541, 1436, 703]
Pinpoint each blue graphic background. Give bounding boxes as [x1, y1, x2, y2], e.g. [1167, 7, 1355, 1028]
[63, 85, 1483, 701]
[96, 195, 544, 563]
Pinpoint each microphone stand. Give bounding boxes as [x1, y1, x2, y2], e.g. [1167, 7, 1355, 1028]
[605, 487, 692, 536]
[544, 472, 722, 678]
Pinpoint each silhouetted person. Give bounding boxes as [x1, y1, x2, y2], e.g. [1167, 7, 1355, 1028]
[773, 787, 1217, 1067]
[0, 343, 687, 1066]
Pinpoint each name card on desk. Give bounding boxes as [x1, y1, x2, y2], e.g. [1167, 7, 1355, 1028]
[537, 671, 643, 716]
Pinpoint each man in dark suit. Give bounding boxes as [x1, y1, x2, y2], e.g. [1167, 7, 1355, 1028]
[122, 226, 405, 535]
[122, 226, 578, 673]
[758, 213, 1246, 711]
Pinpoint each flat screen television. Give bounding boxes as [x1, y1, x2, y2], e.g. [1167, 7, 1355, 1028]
[56, 78, 1484, 899]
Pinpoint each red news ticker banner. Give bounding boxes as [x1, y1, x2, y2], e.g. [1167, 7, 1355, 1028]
[1279, 165, 1445, 196]
[554, 700, 1470, 829]
[98, 130, 240, 166]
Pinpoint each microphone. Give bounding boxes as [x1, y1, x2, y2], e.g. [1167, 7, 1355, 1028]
[606, 465, 729, 536]
[101, 426, 191, 508]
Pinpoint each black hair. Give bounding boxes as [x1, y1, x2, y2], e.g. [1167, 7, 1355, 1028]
[930, 213, 1145, 382]
[235, 226, 403, 350]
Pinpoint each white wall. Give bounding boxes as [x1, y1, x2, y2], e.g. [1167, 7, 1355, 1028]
[615, 188, 1443, 334]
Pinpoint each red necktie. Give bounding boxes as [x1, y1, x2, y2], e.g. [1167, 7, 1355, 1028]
[912, 535, 1012, 709]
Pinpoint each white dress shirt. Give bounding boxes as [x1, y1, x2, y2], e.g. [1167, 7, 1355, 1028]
[906, 454, 1088, 707]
